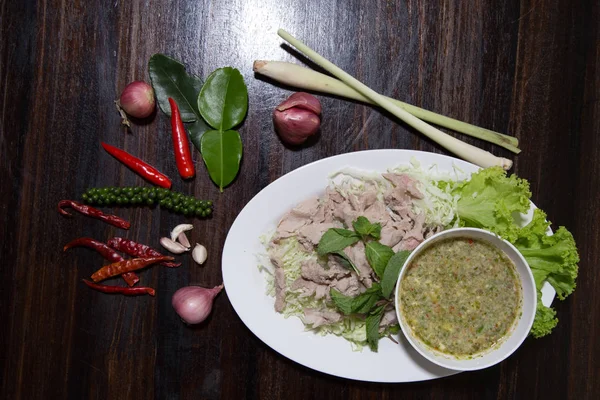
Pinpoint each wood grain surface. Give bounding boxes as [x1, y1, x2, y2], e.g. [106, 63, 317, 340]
[1, 0, 598, 398]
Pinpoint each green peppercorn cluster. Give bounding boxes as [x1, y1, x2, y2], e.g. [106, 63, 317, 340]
[81, 187, 213, 217]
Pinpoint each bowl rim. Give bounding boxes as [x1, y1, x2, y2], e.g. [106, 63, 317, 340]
[394, 227, 537, 371]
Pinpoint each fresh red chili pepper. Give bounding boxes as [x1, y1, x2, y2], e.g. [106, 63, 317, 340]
[107, 237, 181, 268]
[58, 200, 131, 229]
[168, 98, 195, 179]
[101, 142, 172, 189]
[63, 237, 139, 286]
[82, 280, 155, 296]
[91, 256, 173, 282]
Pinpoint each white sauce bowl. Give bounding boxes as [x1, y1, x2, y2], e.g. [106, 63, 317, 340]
[394, 227, 536, 371]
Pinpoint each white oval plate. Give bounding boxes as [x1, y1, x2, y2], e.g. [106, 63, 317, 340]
[222, 150, 555, 383]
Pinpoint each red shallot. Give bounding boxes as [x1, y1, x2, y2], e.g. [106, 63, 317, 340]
[172, 284, 223, 324]
[273, 92, 321, 145]
[116, 81, 156, 127]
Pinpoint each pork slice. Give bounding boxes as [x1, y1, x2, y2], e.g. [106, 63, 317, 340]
[297, 222, 337, 248]
[275, 211, 309, 239]
[380, 225, 404, 248]
[395, 212, 426, 251]
[424, 225, 443, 239]
[303, 308, 342, 328]
[358, 189, 378, 210]
[317, 192, 336, 224]
[407, 212, 426, 240]
[315, 284, 330, 300]
[333, 203, 359, 229]
[383, 173, 424, 218]
[290, 277, 330, 300]
[268, 242, 286, 268]
[275, 197, 321, 239]
[301, 259, 350, 284]
[395, 230, 424, 251]
[347, 189, 377, 213]
[325, 257, 354, 276]
[382, 173, 424, 199]
[292, 196, 320, 217]
[274, 266, 286, 312]
[323, 200, 336, 223]
[394, 237, 421, 252]
[389, 204, 414, 221]
[390, 218, 412, 234]
[348, 193, 361, 212]
[330, 275, 364, 297]
[326, 187, 345, 204]
[363, 200, 391, 226]
[380, 307, 398, 328]
[346, 241, 373, 287]
[413, 210, 426, 227]
[384, 188, 412, 210]
[312, 202, 326, 224]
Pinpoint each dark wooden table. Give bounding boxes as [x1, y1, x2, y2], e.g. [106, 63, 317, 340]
[1, 0, 598, 398]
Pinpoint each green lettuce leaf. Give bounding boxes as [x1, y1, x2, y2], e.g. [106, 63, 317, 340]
[450, 167, 579, 338]
[530, 299, 558, 338]
[516, 225, 579, 300]
[453, 167, 531, 235]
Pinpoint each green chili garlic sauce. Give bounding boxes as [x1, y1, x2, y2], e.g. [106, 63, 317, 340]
[399, 237, 522, 358]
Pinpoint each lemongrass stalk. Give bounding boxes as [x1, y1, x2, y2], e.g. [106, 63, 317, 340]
[276, 29, 513, 170]
[254, 60, 520, 153]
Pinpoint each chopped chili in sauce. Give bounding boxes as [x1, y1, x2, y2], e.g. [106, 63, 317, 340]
[400, 237, 522, 358]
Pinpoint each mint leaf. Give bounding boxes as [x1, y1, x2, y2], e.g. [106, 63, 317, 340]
[330, 283, 383, 315]
[385, 324, 401, 335]
[352, 216, 381, 240]
[366, 305, 386, 352]
[330, 250, 360, 276]
[332, 228, 360, 238]
[381, 250, 410, 298]
[330, 289, 354, 314]
[317, 228, 360, 256]
[365, 241, 395, 279]
[352, 283, 382, 314]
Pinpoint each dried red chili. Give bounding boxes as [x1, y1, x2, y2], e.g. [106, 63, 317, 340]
[82, 280, 155, 296]
[101, 142, 172, 189]
[91, 256, 173, 282]
[168, 98, 195, 179]
[63, 237, 139, 286]
[107, 237, 181, 268]
[58, 200, 131, 229]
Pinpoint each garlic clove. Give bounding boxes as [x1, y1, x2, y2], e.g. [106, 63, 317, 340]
[170, 224, 194, 242]
[192, 243, 208, 265]
[160, 237, 189, 254]
[177, 231, 191, 248]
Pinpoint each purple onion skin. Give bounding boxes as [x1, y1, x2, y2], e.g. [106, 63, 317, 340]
[172, 284, 223, 325]
[273, 92, 321, 145]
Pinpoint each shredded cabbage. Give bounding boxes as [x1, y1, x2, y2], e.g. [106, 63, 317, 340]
[259, 163, 468, 350]
[389, 158, 467, 227]
[260, 237, 369, 349]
